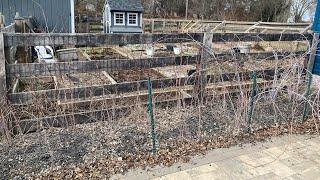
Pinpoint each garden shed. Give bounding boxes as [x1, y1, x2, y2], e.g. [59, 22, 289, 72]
[103, 0, 144, 33]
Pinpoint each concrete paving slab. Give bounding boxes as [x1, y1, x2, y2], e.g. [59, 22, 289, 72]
[300, 166, 320, 180]
[248, 172, 280, 180]
[111, 135, 320, 180]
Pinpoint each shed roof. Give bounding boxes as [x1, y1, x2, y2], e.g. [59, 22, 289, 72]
[106, 0, 143, 12]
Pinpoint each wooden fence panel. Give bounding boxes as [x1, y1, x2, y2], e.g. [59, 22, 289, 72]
[3, 33, 312, 47]
[6, 55, 199, 78]
[5, 51, 306, 78]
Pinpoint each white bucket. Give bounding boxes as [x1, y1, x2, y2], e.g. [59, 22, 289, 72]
[146, 46, 154, 57]
[173, 47, 182, 55]
[57, 48, 78, 62]
[239, 44, 251, 54]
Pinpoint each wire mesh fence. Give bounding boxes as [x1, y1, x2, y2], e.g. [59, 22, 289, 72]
[0, 33, 320, 179]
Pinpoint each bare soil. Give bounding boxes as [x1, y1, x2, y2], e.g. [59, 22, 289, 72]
[207, 58, 303, 75]
[110, 69, 165, 82]
[117, 43, 200, 59]
[57, 72, 111, 88]
[154, 50, 175, 57]
[85, 47, 128, 60]
[16, 77, 56, 92]
[213, 41, 309, 54]
[153, 65, 197, 78]
[77, 50, 90, 61]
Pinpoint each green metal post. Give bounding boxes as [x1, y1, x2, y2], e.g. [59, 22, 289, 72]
[148, 77, 157, 155]
[302, 72, 313, 122]
[247, 72, 257, 133]
[302, 33, 318, 122]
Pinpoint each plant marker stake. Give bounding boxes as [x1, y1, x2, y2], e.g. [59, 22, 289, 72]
[247, 72, 257, 133]
[148, 77, 157, 155]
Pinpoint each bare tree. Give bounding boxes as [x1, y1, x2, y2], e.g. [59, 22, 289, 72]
[139, 0, 294, 22]
[291, 0, 317, 22]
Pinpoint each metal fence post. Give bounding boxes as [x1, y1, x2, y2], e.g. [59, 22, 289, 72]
[0, 33, 6, 102]
[302, 72, 313, 122]
[148, 77, 157, 155]
[0, 33, 8, 139]
[302, 33, 318, 122]
[247, 72, 257, 133]
[199, 33, 213, 104]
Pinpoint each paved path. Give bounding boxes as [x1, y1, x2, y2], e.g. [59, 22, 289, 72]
[112, 135, 320, 180]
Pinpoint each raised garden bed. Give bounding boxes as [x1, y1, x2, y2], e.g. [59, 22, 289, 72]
[57, 72, 111, 88]
[13, 77, 56, 93]
[58, 87, 182, 109]
[83, 47, 128, 60]
[207, 58, 303, 75]
[113, 43, 200, 59]
[243, 58, 304, 71]
[213, 41, 309, 54]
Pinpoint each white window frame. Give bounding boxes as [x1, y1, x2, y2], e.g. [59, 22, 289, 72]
[114, 12, 125, 26]
[127, 13, 138, 26]
[70, 0, 75, 33]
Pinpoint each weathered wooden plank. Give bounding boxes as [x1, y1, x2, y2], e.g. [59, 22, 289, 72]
[213, 51, 306, 62]
[3, 33, 312, 47]
[211, 33, 312, 42]
[6, 55, 199, 78]
[17, 100, 172, 133]
[8, 69, 276, 105]
[8, 77, 194, 105]
[16, 79, 275, 134]
[3, 33, 204, 47]
[253, 26, 305, 32]
[5, 51, 305, 78]
[102, 71, 117, 84]
[0, 23, 15, 33]
[144, 19, 311, 26]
